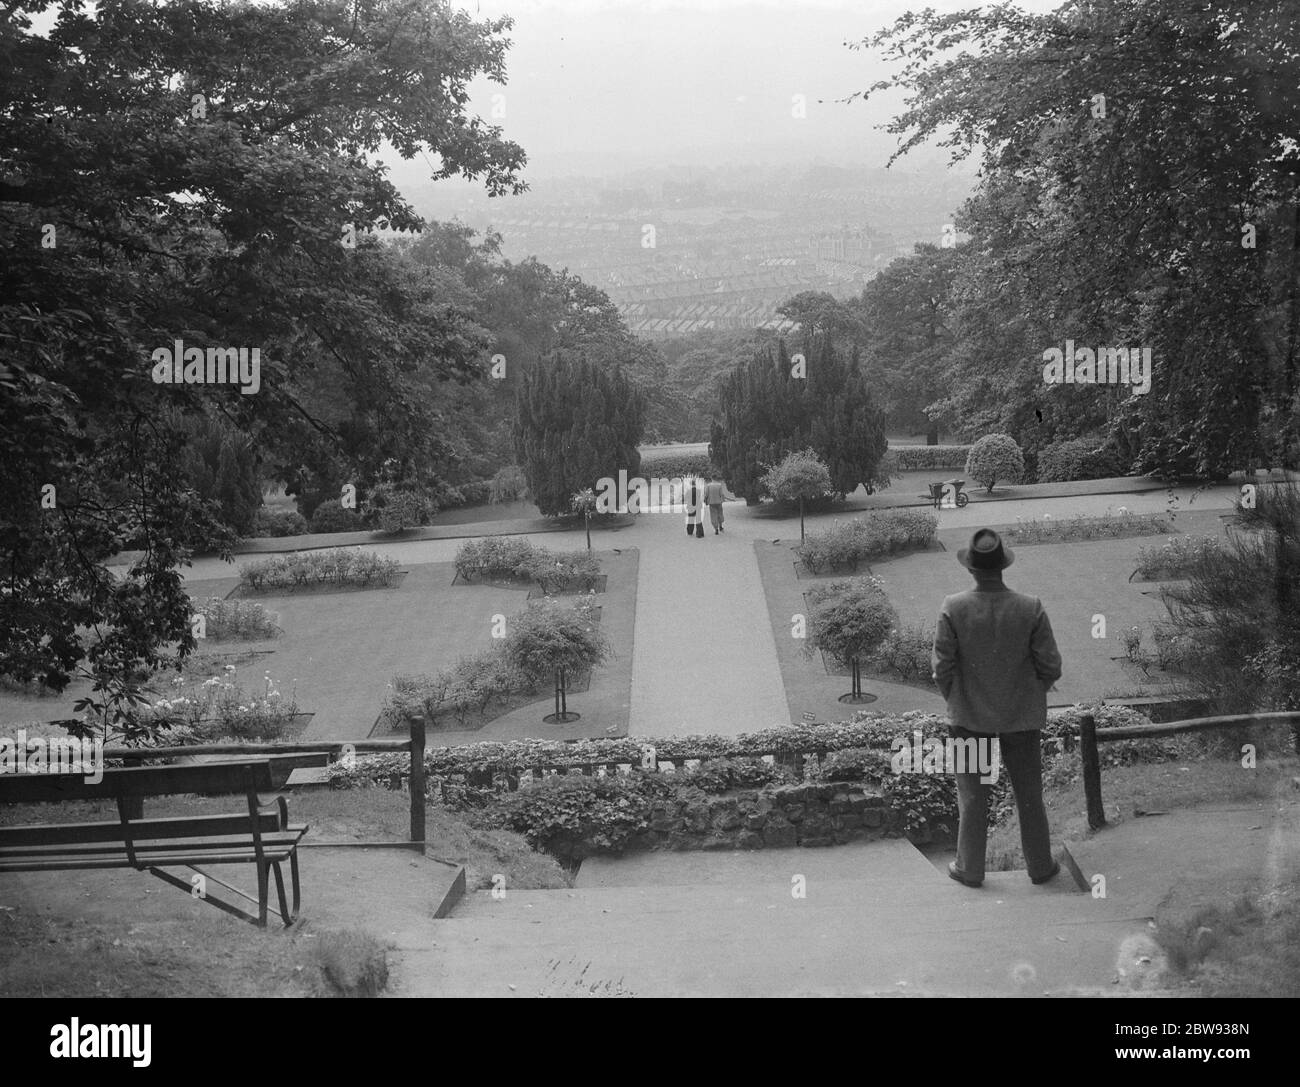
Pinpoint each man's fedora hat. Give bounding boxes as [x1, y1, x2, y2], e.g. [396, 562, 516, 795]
[957, 528, 1014, 571]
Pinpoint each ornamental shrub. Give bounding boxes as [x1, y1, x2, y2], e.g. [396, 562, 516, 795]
[1134, 535, 1225, 579]
[192, 597, 282, 641]
[965, 433, 1024, 494]
[797, 509, 937, 572]
[238, 549, 400, 592]
[308, 503, 362, 534]
[251, 508, 309, 538]
[364, 483, 433, 533]
[863, 624, 934, 684]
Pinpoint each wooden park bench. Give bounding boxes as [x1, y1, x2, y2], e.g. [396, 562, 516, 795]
[0, 755, 326, 928]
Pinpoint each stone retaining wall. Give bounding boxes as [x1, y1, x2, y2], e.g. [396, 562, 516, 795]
[627, 782, 897, 852]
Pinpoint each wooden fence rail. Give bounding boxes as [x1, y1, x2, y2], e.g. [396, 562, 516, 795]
[1076, 710, 1300, 830]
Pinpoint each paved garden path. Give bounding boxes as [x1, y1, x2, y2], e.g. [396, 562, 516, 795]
[626, 509, 789, 739]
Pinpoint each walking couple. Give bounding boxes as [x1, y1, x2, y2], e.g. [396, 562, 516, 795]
[685, 475, 734, 538]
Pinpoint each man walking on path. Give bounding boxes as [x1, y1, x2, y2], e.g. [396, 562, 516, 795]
[931, 528, 1063, 888]
[703, 475, 734, 534]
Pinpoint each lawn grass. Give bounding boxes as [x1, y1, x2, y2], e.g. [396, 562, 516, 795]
[987, 749, 1296, 871]
[0, 911, 390, 997]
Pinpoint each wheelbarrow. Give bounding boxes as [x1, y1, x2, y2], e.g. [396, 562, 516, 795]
[928, 478, 970, 508]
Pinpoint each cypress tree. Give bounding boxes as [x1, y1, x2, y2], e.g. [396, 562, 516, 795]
[514, 353, 646, 515]
[710, 335, 887, 502]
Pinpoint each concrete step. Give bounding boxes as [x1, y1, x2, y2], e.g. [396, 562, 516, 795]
[575, 838, 941, 888]
[452, 879, 1153, 926]
[428, 883, 1159, 996]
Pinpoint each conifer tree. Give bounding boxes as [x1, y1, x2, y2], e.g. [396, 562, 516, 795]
[514, 353, 646, 515]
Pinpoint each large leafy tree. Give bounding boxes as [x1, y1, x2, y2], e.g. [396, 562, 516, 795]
[849, 243, 960, 441]
[854, 0, 1300, 477]
[0, 0, 526, 722]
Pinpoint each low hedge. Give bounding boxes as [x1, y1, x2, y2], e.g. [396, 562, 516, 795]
[454, 537, 601, 592]
[331, 706, 1172, 855]
[798, 509, 938, 572]
[251, 509, 309, 538]
[882, 445, 972, 472]
[636, 449, 714, 480]
[239, 549, 401, 592]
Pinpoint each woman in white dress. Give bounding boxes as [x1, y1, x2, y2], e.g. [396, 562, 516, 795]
[684, 475, 705, 537]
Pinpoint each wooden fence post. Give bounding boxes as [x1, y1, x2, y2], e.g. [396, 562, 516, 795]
[1079, 712, 1106, 829]
[409, 715, 426, 849]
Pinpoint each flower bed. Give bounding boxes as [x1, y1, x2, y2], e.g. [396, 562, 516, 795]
[796, 509, 938, 573]
[238, 549, 401, 593]
[1133, 535, 1225, 580]
[132, 666, 302, 740]
[1004, 508, 1171, 545]
[191, 597, 282, 640]
[453, 537, 602, 593]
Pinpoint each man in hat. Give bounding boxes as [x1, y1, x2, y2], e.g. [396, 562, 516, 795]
[932, 528, 1063, 888]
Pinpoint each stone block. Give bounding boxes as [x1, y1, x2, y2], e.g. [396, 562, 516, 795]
[763, 823, 797, 848]
[783, 803, 805, 823]
[737, 831, 765, 850]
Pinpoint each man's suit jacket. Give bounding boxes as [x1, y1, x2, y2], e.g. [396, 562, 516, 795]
[703, 481, 727, 505]
[931, 584, 1062, 733]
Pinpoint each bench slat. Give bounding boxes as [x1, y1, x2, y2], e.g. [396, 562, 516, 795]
[0, 812, 285, 848]
[0, 847, 301, 872]
[0, 756, 307, 803]
[0, 828, 307, 861]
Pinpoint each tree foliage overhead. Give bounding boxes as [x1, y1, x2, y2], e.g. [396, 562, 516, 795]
[0, 0, 526, 717]
[850, 0, 1300, 477]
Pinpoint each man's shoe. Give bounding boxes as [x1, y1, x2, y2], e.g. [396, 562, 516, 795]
[1030, 861, 1061, 885]
[947, 861, 982, 888]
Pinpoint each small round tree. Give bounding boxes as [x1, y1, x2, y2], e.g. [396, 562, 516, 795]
[803, 578, 897, 703]
[761, 448, 833, 542]
[504, 597, 611, 722]
[965, 433, 1025, 494]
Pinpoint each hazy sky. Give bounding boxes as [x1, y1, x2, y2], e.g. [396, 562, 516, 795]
[440, 0, 1065, 179]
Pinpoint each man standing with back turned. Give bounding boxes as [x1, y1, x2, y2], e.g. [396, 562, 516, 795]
[932, 528, 1063, 888]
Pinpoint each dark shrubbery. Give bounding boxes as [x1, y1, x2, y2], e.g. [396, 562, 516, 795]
[882, 445, 971, 472]
[308, 503, 362, 534]
[1036, 437, 1133, 482]
[251, 508, 309, 538]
